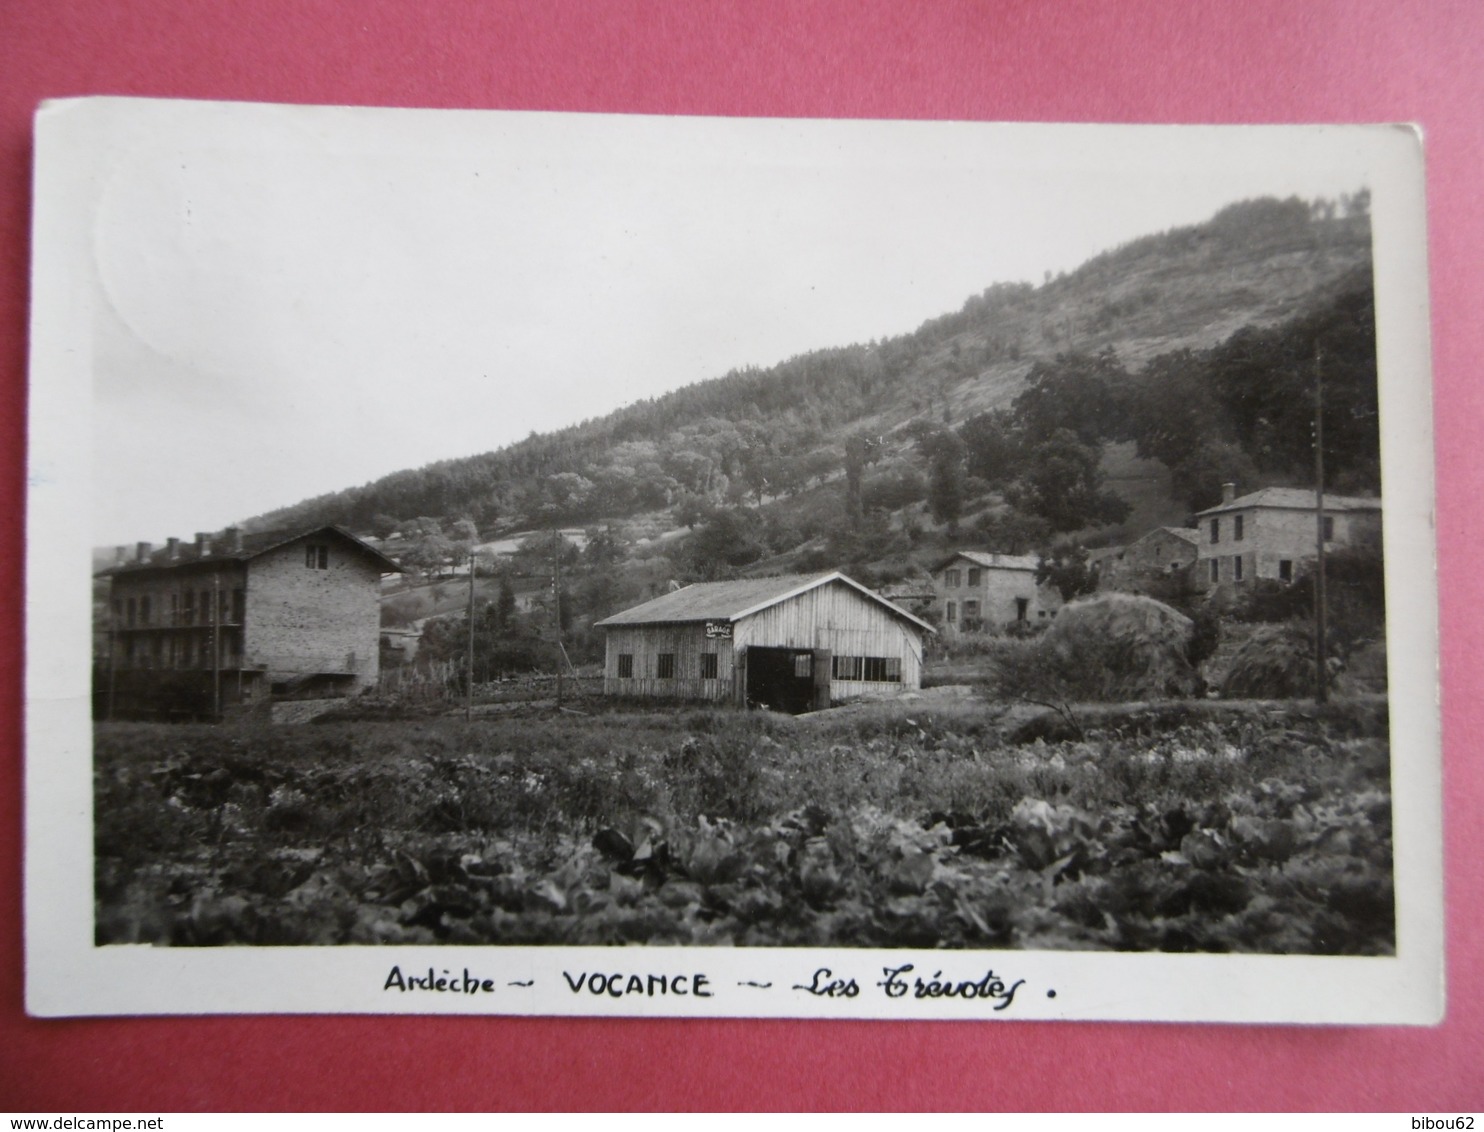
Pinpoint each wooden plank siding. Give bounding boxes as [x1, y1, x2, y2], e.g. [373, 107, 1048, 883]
[602, 579, 924, 704]
[734, 580, 922, 699]
[602, 623, 735, 700]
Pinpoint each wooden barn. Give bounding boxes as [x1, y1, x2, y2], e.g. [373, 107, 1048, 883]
[593, 571, 935, 712]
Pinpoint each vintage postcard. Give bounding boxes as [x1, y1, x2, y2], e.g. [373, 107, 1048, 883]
[26, 98, 1442, 1021]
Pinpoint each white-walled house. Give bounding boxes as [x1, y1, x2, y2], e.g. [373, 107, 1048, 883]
[1194, 484, 1382, 592]
[930, 551, 1062, 635]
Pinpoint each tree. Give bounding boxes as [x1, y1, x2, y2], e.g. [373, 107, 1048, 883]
[1036, 545, 1099, 602]
[1011, 348, 1126, 445]
[684, 507, 766, 580]
[958, 409, 1022, 486]
[1008, 429, 1131, 534]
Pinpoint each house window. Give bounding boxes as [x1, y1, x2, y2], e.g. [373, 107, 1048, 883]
[1234, 514, 1244, 541]
[967, 568, 981, 587]
[1210, 518, 1220, 543]
[232, 588, 245, 623]
[183, 590, 194, 624]
[170, 593, 179, 625]
[126, 597, 136, 627]
[944, 569, 961, 588]
[963, 599, 981, 621]
[1233, 555, 1244, 581]
[1015, 597, 1029, 622]
[112, 599, 121, 624]
[306, 544, 329, 569]
[700, 652, 718, 680]
[1210, 559, 1220, 583]
[139, 596, 151, 625]
[657, 653, 675, 679]
[946, 601, 957, 622]
[1322, 516, 1335, 541]
[617, 653, 633, 678]
[1279, 559, 1293, 583]
[793, 653, 813, 679]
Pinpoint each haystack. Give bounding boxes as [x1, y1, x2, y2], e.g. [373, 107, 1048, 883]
[1219, 623, 1327, 699]
[1041, 593, 1203, 701]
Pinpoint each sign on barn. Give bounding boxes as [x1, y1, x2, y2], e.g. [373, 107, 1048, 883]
[704, 621, 733, 639]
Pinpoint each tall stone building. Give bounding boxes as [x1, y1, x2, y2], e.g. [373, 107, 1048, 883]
[96, 525, 401, 719]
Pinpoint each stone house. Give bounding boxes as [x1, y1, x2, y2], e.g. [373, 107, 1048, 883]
[1095, 527, 1201, 596]
[1194, 484, 1383, 592]
[930, 551, 1062, 636]
[97, 525, 401, 719]
[594, 571, 934, 712]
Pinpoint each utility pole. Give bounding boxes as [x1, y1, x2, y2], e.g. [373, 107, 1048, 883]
[466, 547, 475, 722]
[552, 529, 564, 709]
[1314, 344, 1329, 705]
[212, 573, 222, 721]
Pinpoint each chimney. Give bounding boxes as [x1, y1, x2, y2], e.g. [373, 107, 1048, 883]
[166, 537, 180, 559]
[115, 546, 128, 565]
[225, 526, 243, 554]
[195, 531, 212, 557]
[135, 541, 152, 563]
[1221, 482, 1236, 504]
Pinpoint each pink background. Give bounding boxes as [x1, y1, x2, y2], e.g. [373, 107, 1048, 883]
[2, 1, 1479, 1111]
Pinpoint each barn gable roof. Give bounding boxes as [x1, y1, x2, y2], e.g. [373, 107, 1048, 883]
[594, 571, 935, 635]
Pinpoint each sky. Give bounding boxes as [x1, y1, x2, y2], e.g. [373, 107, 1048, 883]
[77, 103, 1382, 546]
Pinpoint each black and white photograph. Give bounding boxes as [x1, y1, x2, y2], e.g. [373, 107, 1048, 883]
[25, 100, 1441, 1021]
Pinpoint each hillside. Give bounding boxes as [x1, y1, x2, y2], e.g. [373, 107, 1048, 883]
[244, 194, 1373, 546]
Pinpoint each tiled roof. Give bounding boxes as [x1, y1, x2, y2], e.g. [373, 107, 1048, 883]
[594, 571, 934, 634]
[98, 525, 402, 576]
[934, 550, 1041, 573]
[1194, 488, 1382, 516]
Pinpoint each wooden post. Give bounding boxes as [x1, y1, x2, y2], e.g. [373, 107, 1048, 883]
[1314, 345, 1328, 705]
[212, 573, 222, 721]
[466, 548, 475, 722]
[553, 530, 564, 708]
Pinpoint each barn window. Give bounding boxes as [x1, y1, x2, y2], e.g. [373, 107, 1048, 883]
[306, 544, 329, 569]
[832, 655, 863, 681]
[861, 657, 901, 682]
[793, 653, 813, 679]
[657, 653, 675, 679]
[617, 654, 633, 678]
[967, 567, 981, 587]
[700, 653, 718, 679]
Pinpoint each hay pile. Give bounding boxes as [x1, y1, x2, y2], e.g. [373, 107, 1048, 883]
[1219, 624, 1328, 699]
[1040, 593, 1204, 701]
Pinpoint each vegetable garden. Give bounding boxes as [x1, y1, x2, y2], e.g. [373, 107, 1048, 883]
[95, 697, 1393, 953]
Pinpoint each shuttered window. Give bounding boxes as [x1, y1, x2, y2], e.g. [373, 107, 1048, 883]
[657, 653, 675, 679]
[617, 654, 633, 678]
[700, 653, 718, 679]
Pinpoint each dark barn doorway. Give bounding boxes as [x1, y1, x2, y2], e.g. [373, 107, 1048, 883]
[744, 647, 827, 713]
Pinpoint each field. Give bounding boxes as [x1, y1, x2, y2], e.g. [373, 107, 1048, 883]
[94, 695, 1394, 953]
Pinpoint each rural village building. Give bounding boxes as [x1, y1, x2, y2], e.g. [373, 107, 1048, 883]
[594, 571, 934, 712]
[1094, 527, 1202, 596]
[1194, 484, 1382, 592]
[930, 551, 1062, 636]
[97, 525, 401, 719]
